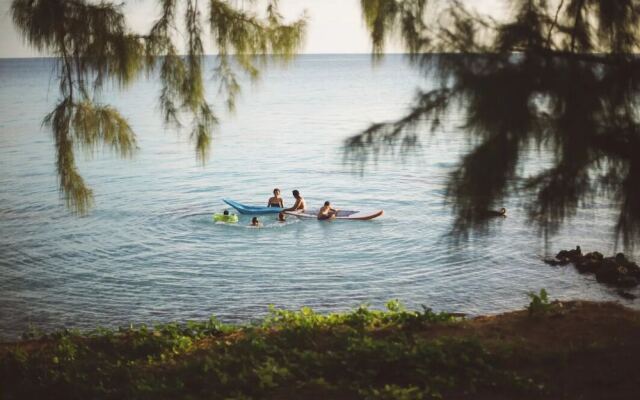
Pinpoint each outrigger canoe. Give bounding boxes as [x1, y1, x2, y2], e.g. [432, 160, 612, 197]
[224, 199, 383, 220]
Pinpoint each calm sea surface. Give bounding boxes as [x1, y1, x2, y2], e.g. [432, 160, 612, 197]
[0, 55, 637, 339]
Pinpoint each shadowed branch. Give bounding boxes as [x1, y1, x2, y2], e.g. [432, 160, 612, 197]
[349, 0, 640, 246]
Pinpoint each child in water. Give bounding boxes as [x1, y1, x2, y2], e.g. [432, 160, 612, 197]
[278, 212, 286, 222]
[251, 217, 261, 227]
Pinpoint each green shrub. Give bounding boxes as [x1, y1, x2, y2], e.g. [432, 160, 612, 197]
[0, 302, 533, 400]
[527, 289, 551, 316]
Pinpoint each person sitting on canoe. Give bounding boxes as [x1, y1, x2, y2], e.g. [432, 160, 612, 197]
[317, 201, 338, 220]
[283, 190, 305, 212]
[267, 188, 284, 208]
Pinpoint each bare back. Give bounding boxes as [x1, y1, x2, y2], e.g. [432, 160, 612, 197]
[293, 197, 305, 210]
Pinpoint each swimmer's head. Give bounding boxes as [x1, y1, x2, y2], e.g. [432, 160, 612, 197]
[324, 201, 330, 206]
[223, 210, 229, 216]
[273, 188, 280, 195]
[278, 212, 286, 222]
[292, 190, 300, 198]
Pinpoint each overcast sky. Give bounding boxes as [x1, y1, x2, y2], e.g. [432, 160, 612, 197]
[0, 0, 505, 58]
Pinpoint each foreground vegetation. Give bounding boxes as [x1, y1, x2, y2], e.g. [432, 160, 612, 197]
[2, 297, 639, 399]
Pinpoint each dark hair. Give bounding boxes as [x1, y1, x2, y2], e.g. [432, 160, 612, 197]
[223, 210, 229, 215]
[252, 217, 258, 223]
[273, 188, 280, 194]
[292, 190, 300, 197]
[324, 201, 330, 206]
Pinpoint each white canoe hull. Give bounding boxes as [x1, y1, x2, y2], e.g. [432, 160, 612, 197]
[284, 209, 383, 220]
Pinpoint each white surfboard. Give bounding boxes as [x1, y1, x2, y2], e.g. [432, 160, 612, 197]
[284, 209, 383, 220]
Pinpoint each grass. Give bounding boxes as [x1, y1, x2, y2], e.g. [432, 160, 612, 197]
[2, 297, 640, 399]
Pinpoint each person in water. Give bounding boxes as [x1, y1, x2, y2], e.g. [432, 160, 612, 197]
[317, 201, 338, 220]
[486, 208, 507, 217]
[267, 188, 284, 208]
[283, 190, 305, 212]
[223, 210, 230, 216]
[251, 217, 261, 227]
[278, 212, 286, 222]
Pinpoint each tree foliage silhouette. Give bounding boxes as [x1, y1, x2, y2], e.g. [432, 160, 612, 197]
[11, 0, 306, 214]
[350, 0, 640, 247]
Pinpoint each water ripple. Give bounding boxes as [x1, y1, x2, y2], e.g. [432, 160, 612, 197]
[1, 55, 638, 339]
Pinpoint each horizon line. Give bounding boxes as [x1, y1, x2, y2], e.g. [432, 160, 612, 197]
[0, 52, 411, 60]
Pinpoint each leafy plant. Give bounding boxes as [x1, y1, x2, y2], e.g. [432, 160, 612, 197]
[0, 302, 533, 400]
[362, 384, 426, 400]
[527, 289, 551, 316]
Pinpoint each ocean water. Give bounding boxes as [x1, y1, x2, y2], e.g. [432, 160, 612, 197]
[0, 55, 637, 339]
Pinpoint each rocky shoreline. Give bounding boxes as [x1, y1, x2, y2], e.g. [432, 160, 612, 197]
[544, 247, 639, 299]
